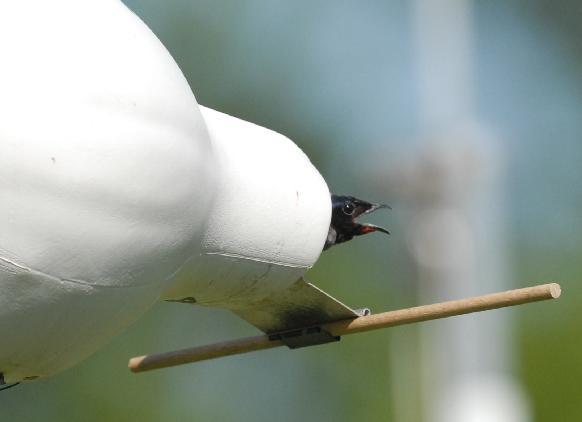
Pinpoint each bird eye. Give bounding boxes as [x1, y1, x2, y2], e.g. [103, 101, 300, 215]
[342, 202, 356, 215]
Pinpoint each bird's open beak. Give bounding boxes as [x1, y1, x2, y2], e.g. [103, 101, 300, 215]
[353, 201, 391, 235]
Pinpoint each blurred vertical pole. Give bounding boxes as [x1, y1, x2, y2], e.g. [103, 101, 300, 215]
[388, 1, 531, 421]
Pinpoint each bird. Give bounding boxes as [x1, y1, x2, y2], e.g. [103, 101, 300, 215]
[324, 195, 390, 250]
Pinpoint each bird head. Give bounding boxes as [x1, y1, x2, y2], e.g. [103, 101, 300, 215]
[324, 194, 390, 250]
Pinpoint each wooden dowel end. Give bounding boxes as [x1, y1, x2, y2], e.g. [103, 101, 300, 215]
[549, 282, 562, 299]
[129, 283, 561, 373]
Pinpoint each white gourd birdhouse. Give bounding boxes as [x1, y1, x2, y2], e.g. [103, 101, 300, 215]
[0, 0, 332, 382]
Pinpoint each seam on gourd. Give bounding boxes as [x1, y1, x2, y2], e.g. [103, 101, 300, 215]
[204, 251, 311, 269]
[0, 254, 158, 289]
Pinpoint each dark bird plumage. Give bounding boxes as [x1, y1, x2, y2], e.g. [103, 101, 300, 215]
[324, 194, 390, 250]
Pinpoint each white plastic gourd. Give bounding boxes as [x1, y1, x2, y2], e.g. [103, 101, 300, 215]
[0, 0, 330, 382]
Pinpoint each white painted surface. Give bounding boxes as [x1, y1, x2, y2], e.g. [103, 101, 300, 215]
[0, 0, 331, 382]
[0, 0, 216, 382]
[163, 107, 331, 306]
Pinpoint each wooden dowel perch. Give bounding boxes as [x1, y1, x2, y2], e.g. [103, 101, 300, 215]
[129, 283, 561, 373]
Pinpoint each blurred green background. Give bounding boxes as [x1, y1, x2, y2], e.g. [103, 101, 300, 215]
[2, 1, 581, 421]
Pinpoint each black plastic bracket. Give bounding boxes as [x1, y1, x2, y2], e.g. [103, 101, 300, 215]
[268, 326, 340, 349]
